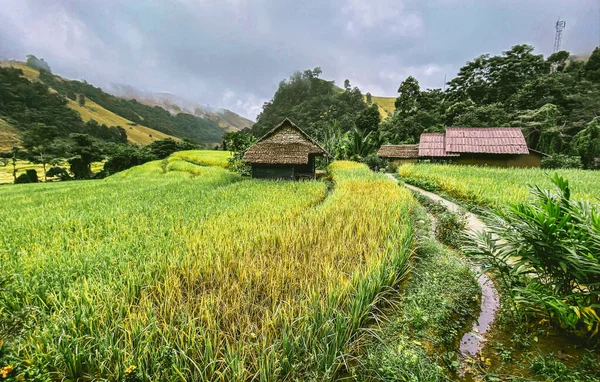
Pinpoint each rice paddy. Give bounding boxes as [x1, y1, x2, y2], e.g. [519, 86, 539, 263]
[0, 157, 414, 380]
[398, 163, 600, 208]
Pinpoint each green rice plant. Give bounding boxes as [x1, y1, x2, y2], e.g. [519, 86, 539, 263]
[0, 158, 414, 380]
[398, 163, 600, 208]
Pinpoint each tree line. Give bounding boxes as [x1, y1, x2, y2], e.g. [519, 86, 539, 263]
[245, 44, 600, 170]
[0, 65, 202, 183]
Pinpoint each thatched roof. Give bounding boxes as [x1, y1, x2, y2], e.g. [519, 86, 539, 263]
[445, 128, 529, 154]
[243, 119, 329, 164]
[377, 144, 419, 159]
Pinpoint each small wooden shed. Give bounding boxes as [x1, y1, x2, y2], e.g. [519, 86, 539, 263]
[243, 119, 329, 180]
[377, 144, 419, 165]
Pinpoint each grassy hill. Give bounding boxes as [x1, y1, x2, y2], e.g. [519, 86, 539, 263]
[0, 118, 20, 151]
[370, 96, 396, 118]
[0, 61, 177, 146]
[106, 85, 254, 132]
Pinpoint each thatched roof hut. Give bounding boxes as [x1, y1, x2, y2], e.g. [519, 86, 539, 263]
[244, 119, 328, 179]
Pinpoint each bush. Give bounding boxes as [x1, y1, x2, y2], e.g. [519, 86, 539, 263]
[435, 210, 467, 248]
[361, 154, 387, 172]
[46, 166, 71, 181]
[541, 154, 583, 169]
[402, 176, 440, 193]
[14, 169, 39, 184]
[465, 174, 600, 338]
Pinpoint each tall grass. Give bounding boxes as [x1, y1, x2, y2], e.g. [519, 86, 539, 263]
[171, 150, 232, 168]
[398, 164, 600, 208]
[0, 159, 413, 380]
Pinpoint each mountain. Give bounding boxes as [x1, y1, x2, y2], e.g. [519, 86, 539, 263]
[106, 84, 254, 132]
[0, 60, 177, 146]
[0, 60, 245, 147]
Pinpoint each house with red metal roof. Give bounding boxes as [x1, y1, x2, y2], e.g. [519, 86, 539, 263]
[377, 127, 546, 168]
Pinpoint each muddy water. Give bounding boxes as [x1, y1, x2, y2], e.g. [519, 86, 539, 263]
[459, 272, 500, 356]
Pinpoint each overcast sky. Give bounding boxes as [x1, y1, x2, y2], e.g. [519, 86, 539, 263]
[0, 0, 598, 121]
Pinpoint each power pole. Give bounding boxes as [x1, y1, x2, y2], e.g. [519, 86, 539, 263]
[554, 18, 566, 53]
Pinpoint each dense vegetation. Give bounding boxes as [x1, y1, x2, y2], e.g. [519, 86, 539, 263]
[0, 66, 126, 143]
[38, 70, 225, 144]
[466, 175, 600, 340]
[251, 68, 370, 140]
[248, 45, 600, 169]
[0, 156, 415, 380]
[397, 163, 600, 208]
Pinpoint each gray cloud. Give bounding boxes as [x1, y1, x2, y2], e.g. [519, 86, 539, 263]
[0, 0, 598, 120]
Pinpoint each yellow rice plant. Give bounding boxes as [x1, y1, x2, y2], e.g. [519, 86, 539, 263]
[171, 150, 233, 168]
[398, 163, 600, 208]
[0, 159, 414, 381]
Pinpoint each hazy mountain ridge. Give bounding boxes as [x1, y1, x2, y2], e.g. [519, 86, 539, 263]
[106, 84, 254, 132]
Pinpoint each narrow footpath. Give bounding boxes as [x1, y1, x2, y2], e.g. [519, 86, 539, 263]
[386, 174, 499, 363]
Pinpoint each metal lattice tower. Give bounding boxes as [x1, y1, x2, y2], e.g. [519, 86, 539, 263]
[554, 18, 566, 53]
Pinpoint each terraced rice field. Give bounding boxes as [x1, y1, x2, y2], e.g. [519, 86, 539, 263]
[398, 163, 600, 208]
[0, 158, 414, 380]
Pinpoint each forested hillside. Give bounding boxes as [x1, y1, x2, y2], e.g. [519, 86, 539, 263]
[38, 71, 225, 144]
[250, 45, 600, 169]
[250, 69, 368, 139]
[0, 66, 127, 144]
[383, 45, 600, 168]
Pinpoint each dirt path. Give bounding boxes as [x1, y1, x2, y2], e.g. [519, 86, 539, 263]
[386, 174, 499, 361]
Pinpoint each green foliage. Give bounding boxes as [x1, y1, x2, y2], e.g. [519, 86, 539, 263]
[145, 138, 199, 159]
[355, 208, 479, 380]
[355, 103, 380, 133]
[77, 93, 85, 107]
[25, 54, 51, 73]
[572, 117, 600, 169]
[14, 169, 38, 184]
[67, 134, 104, 179]
[435, 209, 467, 248]
[46, 166, 71, 180]
[541, 154, 583, 169]
[37, 70, 225, 144]
[222, 131, 256, 175]
[251, 69, 367, 140]
[103, 144, 157, 175]
[464, 175, 600, 338]
[395, 75, 420, 115]
[529, 351, 600, 382]
[584, 46, 600, 82]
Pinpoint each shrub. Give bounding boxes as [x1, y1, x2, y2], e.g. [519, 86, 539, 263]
[46, 166, 71, 181]
[435, 210, 467, 248]
[14, 169, 39, 184]
[541, 154, 583, 169]
[361, 154, 387, 172]
[465, 174, 600, 338]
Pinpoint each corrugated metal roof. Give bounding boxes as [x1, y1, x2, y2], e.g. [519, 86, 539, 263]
[418, 133, 459, 157]
[445, 128, 529, 155]
[377, 144, 419, 159]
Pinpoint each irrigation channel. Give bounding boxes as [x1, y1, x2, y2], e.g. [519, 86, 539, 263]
[385, 174, 500, 374]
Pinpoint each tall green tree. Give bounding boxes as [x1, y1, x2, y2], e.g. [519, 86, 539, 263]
[572, 118, 600, 169]
[584, 47, 600, 82]
[355, 103, 380, 133]
[21, 123, 61, 181]
[395, 76, 420, 116]
[66, 134, 104, 179]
